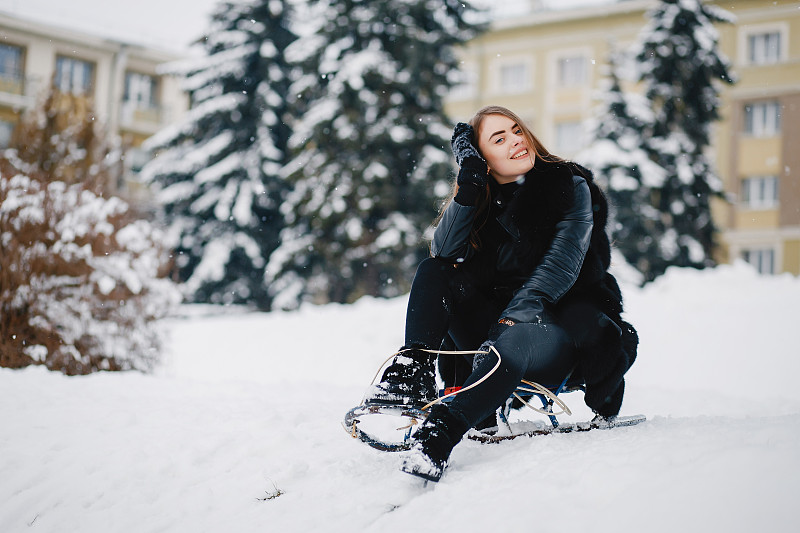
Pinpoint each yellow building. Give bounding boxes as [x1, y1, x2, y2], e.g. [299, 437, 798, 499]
[445, 0, 800, 276]
[0, 11, 188, 196]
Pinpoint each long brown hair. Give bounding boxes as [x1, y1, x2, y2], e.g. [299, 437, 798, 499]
[436, 106, 563, 251]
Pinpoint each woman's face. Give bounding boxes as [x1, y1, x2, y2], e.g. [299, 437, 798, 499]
[476, 114, 535, 184]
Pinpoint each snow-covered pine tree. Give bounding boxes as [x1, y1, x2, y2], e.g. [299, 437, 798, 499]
[0, 87, 179, 375]
[633, 0, 735, 281]
[579, 53, 666, 280]
[141, 0, 295, 309]
[267, 0, 485, 309]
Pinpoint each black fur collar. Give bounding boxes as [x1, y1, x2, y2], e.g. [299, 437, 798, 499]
[487, 159, 578, 272]
[507, 159, 577, 233]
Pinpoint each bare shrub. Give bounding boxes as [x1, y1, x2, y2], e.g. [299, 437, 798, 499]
[0, 87, 179, 374]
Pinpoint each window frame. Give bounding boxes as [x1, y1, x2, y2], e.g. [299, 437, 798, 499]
[739, 22, 789, 66]
[54, 55, 96, 96]
[491, 54, 533, 95]
[740, 175, 779, 209]
[748, 31, 782, 65]
[0, 42, 26, 95]
[556, 55, 588, 87]
[124, 71, 159, 109]
[742, 248, 775, 275]
[0, 42, 25, 81]
[743, 100, 781, 138]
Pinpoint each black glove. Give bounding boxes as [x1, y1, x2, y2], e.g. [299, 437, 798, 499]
[450, 123, 488, 204]
[450, 122, 485, 169]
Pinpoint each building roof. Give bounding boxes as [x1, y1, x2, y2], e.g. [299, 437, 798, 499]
[0, 0, 218, 55]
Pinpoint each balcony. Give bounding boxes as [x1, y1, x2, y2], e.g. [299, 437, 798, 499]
[119, 100, 164, 135]
[0, 72, 40, 109]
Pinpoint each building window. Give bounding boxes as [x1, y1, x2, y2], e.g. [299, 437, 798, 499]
[557, 56, 587, 87]
[0, 120, 14, 148]
[744, 101, 780, 137]
[498, 62, 530, 94]
[124, 72, 158, 108]
[55, 56, 94, 96]
[121, 72, 161, 125]
[748, 31, 782, 65]
[741, 176, 779, 209]
[0, 43, 25, 94]
[554, 121, 585, 154]
[742, 248, 774, 275]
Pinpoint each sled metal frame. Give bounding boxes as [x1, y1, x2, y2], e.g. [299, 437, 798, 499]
[468, 412, 647, 444]
[472, 371, 646, 443]
[344, 372, 583, 452]
[343, 403, 426, 452]
[500, 371, 583, 429]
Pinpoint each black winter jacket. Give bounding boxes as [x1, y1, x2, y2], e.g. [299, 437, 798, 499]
[431, 159, 637, 416]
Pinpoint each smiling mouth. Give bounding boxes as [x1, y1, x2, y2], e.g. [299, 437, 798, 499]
[511, 149, 528, 160]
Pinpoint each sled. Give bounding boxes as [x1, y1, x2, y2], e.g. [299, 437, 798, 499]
[467, 412, 646, 443]
[343, 347, 645, 451]
[343, 403, 427, 452]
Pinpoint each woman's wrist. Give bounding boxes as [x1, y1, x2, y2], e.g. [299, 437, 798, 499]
[453, 180, 483, 206]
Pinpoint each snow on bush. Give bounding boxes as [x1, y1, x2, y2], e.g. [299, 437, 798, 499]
[0, 155, 179, 375]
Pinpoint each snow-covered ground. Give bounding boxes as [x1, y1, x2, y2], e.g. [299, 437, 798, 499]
[1, 262, 799, 532]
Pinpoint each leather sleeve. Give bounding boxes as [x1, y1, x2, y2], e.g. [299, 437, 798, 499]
[502, 176, 593, 323]
[430, 200, 477, 262]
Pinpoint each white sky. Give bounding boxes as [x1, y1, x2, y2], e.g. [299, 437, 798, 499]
[0, 0, 221, 54]
[0, 0, 615, 55]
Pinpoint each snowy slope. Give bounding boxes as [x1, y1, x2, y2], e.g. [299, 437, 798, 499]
[1, 262, 799, 532]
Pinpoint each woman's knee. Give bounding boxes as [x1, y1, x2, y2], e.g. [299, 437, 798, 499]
[473, 343, 526, 382]
[493, 323, 575, 383]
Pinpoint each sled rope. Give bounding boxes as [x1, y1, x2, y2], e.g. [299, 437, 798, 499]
[365, 347, 570, 417]
[418, 346, 502, 411]
[512, 379, 572, 417]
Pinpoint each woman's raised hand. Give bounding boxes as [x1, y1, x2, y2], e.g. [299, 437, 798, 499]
[450, 123, 488, 196]
[450, 122, 485, 169]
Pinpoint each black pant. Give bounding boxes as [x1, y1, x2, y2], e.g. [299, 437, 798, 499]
[404, 257, 577, 427]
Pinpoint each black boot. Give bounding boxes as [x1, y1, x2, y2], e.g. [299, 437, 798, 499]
[473, 412, 499, 433]
[400, 404, 470, 482]
[364, 347, 437, 408]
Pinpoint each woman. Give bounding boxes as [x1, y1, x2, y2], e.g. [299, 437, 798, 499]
[365, 106, 638, 482]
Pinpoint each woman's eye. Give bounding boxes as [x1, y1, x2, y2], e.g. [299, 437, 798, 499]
[494, 137, 504, 144]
